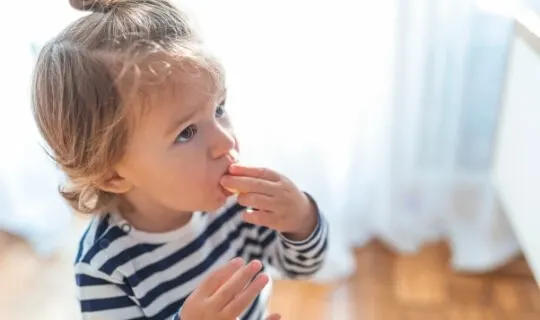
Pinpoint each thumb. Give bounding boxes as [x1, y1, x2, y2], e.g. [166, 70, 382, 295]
[265, 314, 282, 320]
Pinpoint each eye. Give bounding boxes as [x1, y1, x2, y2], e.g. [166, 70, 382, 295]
[215, 100, 226, 118]
[174, 125, 197, 144]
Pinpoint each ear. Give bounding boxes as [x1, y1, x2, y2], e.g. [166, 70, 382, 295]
[98, 171, 133, 194]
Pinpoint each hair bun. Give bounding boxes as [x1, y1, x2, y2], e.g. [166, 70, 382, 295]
[69, 0, 118, 13]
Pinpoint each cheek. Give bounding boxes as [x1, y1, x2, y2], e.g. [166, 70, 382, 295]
[139, 148, 215, 195]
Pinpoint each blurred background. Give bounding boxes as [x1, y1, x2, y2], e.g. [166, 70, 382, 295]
[1, 0, 539, 319]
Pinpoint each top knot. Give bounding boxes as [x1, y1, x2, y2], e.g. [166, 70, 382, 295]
[69, 0, 119, 13]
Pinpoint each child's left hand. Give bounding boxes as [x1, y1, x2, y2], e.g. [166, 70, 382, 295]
[220, 164, 319, 241]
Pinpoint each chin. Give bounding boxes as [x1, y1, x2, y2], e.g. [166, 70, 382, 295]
[203, 200, 227, 213]
[189, 186, 232, 213]
[203, 194, 230, 212]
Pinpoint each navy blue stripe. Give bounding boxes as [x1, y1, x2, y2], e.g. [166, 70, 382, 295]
[75, 223, 92, 263]
[76, 273, 111, 286]
[118, 283, 135, 298]
[94, 214, 111, 242]
[235, 225, 274, 263]
[289, 235, 327, 262]
[281, 215, 322, 247]
[138, 221, 248, 308]
[127, 204, 244, 285]
[237, 225, 271, 258]
[248, 309, 263, 320]
[282, 255, 324, 273]
[260, 231, 276, 249]
[237, 238, 264, 261]
[310, 237, 328, 260]
[257, 226, 269, 237]
[81, 227, 127, 264]
[295, 225, 325, 255]
[283, 255, 311, 269]
[76, 273, 135, 297]
[100, 242, 163, 274]
[80, 295, 135, 312]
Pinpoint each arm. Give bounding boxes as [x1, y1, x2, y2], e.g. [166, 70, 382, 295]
[75, 263, 180, 320]
[243, 193, 329, 279]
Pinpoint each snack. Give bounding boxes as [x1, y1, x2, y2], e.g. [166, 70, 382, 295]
[224, 186, 239, 195]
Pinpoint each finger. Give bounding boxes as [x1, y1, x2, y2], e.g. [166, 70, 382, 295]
[211, 260, 263, 310]
[222, 272, 270, 317]
[229, 164, 281, 182]
[237, 193, 275, 211]
[242, 210, 275, 228]
[221, 175, 277, 195]
[265, 314, 282, 320]
[197, 257, 245, 297]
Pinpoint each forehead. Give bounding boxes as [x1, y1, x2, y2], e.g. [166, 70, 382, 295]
[124, 61, 223, 126]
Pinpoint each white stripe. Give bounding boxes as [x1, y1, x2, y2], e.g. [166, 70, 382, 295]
[287, 221, 327, 260]
[139, 231, 251, 315]
[281, 260, 322, 275]
[88, 233, 142, 270]
[75, 263, 124, 283]
[279, 217, 326, 252]
[116, 206, 243, 273]
[78, 218, 101, 259]
[125, 219, 250, 289]
[77, 283, 128, 300]
[279, 227, 321, 251]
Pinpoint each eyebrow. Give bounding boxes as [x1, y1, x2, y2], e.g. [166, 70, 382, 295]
[164, 89, 227, 137]
[164, 108, 198, 137]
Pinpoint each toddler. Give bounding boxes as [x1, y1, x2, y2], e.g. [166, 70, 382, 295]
[31, 0, 328, 319]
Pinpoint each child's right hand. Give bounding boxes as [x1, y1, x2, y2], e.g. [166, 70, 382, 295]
[179, 257, 281, 320]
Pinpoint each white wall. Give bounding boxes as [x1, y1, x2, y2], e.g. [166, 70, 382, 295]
[493, 29, 540, 284]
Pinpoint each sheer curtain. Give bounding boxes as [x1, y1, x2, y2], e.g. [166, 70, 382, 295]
[0, 0, 521, 280]
[186, 0, 521, 280]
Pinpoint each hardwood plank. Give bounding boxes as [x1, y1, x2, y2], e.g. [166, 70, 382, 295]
[0, 231, 539, 320]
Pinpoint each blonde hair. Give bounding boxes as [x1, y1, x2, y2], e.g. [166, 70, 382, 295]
[32, 0, 224, 214]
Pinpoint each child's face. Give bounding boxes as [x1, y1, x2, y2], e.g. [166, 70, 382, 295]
[114, 74, 238, 215]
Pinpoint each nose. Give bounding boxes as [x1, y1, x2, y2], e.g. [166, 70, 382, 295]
[209, 123, 236, 160]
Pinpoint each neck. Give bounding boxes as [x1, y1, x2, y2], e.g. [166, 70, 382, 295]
[117, 196, 194, 233]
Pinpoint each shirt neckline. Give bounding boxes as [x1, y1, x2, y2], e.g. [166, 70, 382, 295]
[109, 211, 207, 244]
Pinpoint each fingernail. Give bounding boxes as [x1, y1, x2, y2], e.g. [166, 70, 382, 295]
[231, 257, 245, 266]
[257, 273, 270, 284]
[249, 260, 262, 271]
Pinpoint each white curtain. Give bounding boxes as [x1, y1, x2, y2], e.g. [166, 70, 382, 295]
[0, 0, 522, 281]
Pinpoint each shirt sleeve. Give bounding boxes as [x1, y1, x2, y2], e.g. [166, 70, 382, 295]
[75, 263, 180, 320]
[241, 192, 329, 279]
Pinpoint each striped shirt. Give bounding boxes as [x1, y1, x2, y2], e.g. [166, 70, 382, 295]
[74, 195, 328, 319]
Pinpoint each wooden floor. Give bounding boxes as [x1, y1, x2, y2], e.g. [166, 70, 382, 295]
[0, 228, 539, 320]
[269, 243, 540, 320]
